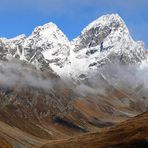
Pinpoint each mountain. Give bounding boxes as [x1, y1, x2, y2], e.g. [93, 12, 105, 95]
[0, 22, 70, 71]
[0, 14, 146, 80]
[0, 13, 147, 148]
[65, 14, 146, 81]
[23, 22, 70, 68]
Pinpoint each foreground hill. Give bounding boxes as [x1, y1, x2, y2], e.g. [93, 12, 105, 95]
[41, 112, 148, 148]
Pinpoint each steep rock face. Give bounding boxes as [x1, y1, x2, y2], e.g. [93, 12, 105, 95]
[65, 14, 146, 80]
[73, 14, 139, 52]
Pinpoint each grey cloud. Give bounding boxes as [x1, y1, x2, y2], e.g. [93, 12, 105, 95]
[0, 61, 55, 89]
[74, 60, 148, 98]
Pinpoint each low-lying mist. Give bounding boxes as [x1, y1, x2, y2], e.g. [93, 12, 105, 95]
[74, 60, 148, 97]
[0, 61, 58, 89]
[0, 60, 148, 100]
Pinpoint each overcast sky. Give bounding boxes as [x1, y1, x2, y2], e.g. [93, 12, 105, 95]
[0, 0, 147, 48]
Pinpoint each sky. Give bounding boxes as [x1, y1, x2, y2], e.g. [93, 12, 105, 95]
[0, 0, 147, 48]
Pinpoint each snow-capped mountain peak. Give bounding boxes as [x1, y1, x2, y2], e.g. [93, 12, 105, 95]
[72, 14, 131, 51]
[23, 22, 69, 49]
[21, 22, 70, 69]
[31, 22, 69, 44]
[33, 22, 58, 31]
[61, 13, 146, 80]
[81, 13, 128, 35]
